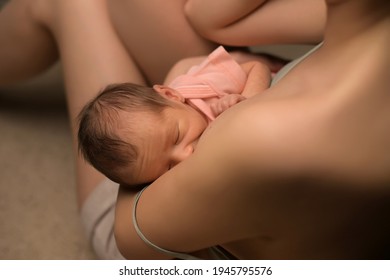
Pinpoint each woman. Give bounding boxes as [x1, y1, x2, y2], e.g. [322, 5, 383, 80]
[114, 0, 390, 259]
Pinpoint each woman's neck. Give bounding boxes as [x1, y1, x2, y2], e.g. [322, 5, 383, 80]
[305, 0, 389, 84]
[272, 1, 389, 101]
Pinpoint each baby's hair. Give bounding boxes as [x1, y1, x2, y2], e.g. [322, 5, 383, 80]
[78, 82, 171, 184]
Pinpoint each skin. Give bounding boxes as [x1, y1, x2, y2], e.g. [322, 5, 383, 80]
[115, 0, 390, 259]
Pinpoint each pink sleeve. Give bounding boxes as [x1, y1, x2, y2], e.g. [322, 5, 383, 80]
[169, 46, 247, 98]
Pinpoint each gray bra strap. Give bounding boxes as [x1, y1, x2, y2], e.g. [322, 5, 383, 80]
[132, 187, 202, 260]
[271, 43, 323, 86]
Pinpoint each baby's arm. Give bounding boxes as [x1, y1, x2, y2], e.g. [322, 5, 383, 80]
[185, 0, 325, 45]
[210, 60, 271, 116]
[240, 61, 271, 98]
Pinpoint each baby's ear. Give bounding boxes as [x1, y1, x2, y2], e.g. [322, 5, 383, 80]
[153, 85, 185, 103]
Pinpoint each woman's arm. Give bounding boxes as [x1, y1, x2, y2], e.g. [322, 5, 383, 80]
[115, 186, 219, 260]
[185, 0, 326, 45]
[185, 0, 266, 38]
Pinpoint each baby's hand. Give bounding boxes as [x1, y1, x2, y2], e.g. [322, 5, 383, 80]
[210, 94, 246, 117]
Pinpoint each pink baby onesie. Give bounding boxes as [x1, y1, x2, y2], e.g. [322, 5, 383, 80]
[168, 46, 247, 122]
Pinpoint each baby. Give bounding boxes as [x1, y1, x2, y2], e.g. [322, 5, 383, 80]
[78, 46, 271, 186]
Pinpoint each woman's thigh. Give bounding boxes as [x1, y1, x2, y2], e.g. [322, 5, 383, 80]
[108, 0, 217, 84]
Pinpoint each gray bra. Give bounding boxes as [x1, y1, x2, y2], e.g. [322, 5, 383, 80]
[132, 187, 234, 260]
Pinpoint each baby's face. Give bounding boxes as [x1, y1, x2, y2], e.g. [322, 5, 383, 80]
[122, 102, 208, 185]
